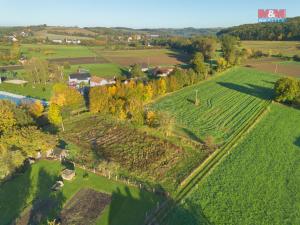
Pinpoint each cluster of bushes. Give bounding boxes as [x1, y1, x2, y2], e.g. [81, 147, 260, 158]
[293, 54, 300, 62]
[0, 100, 57, 180]
[274, 77, 300, 106]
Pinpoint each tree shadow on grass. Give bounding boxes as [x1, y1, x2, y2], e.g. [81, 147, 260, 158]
[165, 198, 214, 225]
[0, 166, 31, 225]
[294, 137, 300, 148]
[217, 82, 275, 100]
[180, 127, 203, 143]
[17, 168, 66, 225]
[166, 50, 191, 64]
[108, 186, 165, 225]
[107, 185, 212, 225]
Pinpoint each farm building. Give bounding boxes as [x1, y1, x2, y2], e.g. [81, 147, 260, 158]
[90, 76, 116, 87]
[66, 39, 81, 44]
[141, 63, 149, 72]
[152, 67, 174, 77]
[61, 169, 76, 181]
[52, 39, 63, 44]
[68, 72, 91, 86]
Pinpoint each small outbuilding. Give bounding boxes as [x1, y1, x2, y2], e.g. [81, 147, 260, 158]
[61, 169, 76, 181]
[46, 147, 68, 161]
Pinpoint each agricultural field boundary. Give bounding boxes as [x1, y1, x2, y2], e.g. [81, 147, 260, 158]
[145, 99, 272, 225]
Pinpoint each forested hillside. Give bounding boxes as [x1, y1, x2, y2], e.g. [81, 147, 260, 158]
[218, 17, 300, 40]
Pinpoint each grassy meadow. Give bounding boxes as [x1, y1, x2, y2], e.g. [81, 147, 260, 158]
[0, 160, 161, 225]
[20, 44, 96, 59]
[152, 67, 279, 145]
[166, 103, 300, 225]
[241, 40, 300, 57]
[65, 63, 124, 78]
[0, 82, 52, 100]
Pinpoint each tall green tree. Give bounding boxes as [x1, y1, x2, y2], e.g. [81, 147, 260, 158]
[130, 64, 144, 78]
[190, 52, 208, 78]
[274, 77, 300, 103]
[0, 101, 16, 134]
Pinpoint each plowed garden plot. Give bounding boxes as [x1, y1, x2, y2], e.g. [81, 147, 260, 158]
[152, 67, 279, 145]
[60, 188, 111, 225]
[95, 49, 190, 66]
[244, 58, 300, 77]
[62, 114, 207, 190]
[48, 56, 109, 65]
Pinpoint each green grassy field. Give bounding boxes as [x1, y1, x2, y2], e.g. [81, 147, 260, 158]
[0, 160, 161, 225]
[0, 83, 52, 100]
[152, 67, 279, 145]
[241, 41, 300, 57]
[20, 44, 96, 59]
[166, 103, 300, 225]
[278, 60, 300, 65]
[65, 63, 124, 78]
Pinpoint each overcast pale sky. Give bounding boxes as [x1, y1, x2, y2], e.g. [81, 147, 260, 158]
[0, 0, 299, 28]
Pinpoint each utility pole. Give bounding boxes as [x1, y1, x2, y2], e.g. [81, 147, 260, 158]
[195, 90, 199, 106]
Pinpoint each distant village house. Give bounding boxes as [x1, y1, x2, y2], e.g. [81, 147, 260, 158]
[152, 67, 174, 77]
[68, 71, 91, 87]
[90, 76, 116, 87]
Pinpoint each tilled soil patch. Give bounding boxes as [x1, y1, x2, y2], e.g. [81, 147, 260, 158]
[60, 188, 111, 225]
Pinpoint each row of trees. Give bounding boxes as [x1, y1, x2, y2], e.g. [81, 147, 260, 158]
[217, 17, 300, 41]
[89, 66, 205, 125]
[0, 100, 56, 180]
[151, 36, 218, 58]
[152, 35, 252, 73]
[23, 58, 66, 85]
[0, 42, 20, 62]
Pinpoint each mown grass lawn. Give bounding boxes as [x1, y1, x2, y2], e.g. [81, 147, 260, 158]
[166, 103, 300, 225]
[0, 83, 52, 100]
[20, 44, 96, 59]
[64, 63, 124, 78]
[0, 160, 161, 225]
[152, 67, 279, 144]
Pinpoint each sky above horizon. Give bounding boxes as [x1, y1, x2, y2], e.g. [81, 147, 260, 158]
[1, 0, 299, 28]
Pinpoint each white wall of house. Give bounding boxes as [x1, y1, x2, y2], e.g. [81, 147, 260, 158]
[68, 77, 90, 84]
[90, 79, 116, 87]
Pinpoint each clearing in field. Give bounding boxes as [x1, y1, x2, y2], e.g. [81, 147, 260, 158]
[241, 40, 300, 57]
[152, 67, 279, 145]
[166, 103, 300, 225]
